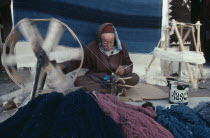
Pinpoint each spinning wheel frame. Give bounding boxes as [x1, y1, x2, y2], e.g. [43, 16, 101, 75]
[2, 18, 84, 92]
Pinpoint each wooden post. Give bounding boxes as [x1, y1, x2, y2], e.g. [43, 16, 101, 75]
[172, 19, 195, 85]
[182, 28, 191, 44]
[164, 29, 169, 76]
[146, 40, 163, 72]
[178, 26, 183, 79]
[191, 27, 197, 49]
[194, 23, 200, 88]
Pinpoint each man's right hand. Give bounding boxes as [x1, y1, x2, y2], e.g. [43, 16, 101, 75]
[115, 65, 125, 76]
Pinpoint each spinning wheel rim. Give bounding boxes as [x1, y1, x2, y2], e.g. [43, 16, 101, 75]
[2, 18, 84, 92]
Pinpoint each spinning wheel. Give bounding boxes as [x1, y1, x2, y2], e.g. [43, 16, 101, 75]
[1, 18, 84, 99]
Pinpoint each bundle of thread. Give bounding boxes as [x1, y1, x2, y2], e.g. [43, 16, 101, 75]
[0, 90, 123, 138]
[0, 92, 64, 138]
[94, 93, 173, 138]
[156, 104, 210, 138]
[50, 90, 123, 138]
[193, 101, 210, 126]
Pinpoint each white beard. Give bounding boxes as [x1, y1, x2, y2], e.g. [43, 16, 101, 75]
[105, 49, 113, 56]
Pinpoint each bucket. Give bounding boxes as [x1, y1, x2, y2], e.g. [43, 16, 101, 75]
[169, 81, 189, 105]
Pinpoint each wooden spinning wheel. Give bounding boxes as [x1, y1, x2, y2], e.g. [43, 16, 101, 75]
[1, 18, 84, 99]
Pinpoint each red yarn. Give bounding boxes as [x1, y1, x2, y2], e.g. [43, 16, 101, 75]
[95, 93, 174, 138]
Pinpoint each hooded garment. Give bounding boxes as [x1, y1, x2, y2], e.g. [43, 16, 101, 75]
[63, 23, 133, 78]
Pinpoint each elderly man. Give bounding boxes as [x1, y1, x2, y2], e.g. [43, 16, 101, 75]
[60, 23, 139, 95]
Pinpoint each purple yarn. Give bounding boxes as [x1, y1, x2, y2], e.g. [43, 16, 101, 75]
[94, 93, 174, 138]
[194, 101, 210, 126]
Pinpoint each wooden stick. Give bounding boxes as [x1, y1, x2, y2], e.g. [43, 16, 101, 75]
[199, 64, 205, 80]
[164, 29, 168, 76]
[185, 63, 195, 85]
[117, 84, 139, 88]
[146, 55, 156, 72]
[173, 19, 195, 86]
[146, 39, 162, 72]
[122, 77, 132, 80]
[195, 23, 205, 82]
[173, 20, 185, 51]
[194, 23, 200, 86]
[182, 28, 191, 44]
[178, 26, 183, 79]
[195, 25, 200, 52]
[194, 64, 199, 89]
[191, 26, 197, 49]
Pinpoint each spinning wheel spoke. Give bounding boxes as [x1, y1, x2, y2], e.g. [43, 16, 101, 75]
[2, 18, 84, 100]
[42, 20, 64, 54]
[3, 54, 17, 66]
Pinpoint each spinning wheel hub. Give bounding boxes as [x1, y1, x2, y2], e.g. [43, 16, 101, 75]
[2, 18, 84, 99]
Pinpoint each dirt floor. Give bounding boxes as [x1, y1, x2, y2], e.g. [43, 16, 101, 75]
[0, 62, 210, 97]
[0, 63, 20, 96]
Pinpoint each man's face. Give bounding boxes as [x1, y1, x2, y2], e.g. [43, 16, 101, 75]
[101, 33, 115, 51]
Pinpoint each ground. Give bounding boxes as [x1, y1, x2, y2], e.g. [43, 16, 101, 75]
[0, 64, 20, 96]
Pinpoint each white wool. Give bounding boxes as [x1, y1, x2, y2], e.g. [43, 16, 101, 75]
[153, 47, 206, 64]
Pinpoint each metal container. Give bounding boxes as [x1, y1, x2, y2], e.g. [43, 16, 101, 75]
[169, 81, 189, 105]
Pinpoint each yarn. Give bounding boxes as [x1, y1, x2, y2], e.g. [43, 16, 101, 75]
[193, 101, 210, 126]
[0, 90, 123, 138]
[21, 92, 64, 138]
[94, 93, 173, 138]
[153, 47, 205, 64]
[50, 89, 123, 138]
[0, 92, 63, 138]
[156, 104, 210, 138]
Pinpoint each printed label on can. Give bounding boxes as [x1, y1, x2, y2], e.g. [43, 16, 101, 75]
[170, 88, 188, 103]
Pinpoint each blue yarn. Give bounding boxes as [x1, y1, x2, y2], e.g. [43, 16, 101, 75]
[0, 92, 63, 138]
[156, 104, 210, 138]
[0, 90, 123, 138]
[50, 89, 123, 138]
[20, 92, 64, 138]
[194, 101, 210, 126]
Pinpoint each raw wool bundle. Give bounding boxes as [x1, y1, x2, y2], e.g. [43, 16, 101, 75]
[153, 47, 206, 64]
[0, 92, 64, 138]
[193, 101, 210, 126]
[144, 74, 168, 86]
[156, 104, 210, 138]
[50, 90, 123, 138]
[94, 93, 174, 138]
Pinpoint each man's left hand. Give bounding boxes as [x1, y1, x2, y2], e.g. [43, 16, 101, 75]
[115, 65, 125, 76]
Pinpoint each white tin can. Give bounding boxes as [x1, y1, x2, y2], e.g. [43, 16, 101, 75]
[169, 81, 189, 105]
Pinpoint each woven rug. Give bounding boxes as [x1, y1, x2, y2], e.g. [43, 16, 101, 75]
[13, 0, 162, 53]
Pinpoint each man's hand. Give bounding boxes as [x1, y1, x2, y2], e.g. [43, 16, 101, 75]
[115, 65, 125, 76]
